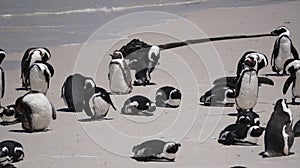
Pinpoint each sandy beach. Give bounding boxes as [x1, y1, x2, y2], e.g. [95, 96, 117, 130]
[1, 1, 300, 168]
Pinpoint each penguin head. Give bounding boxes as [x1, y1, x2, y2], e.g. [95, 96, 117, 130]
[0, 105, 18, 123]
[170, 89, 182, 100]
[146, 102, 156, 112]
[284, 59, 300, 75]
[0, 49, 6, 65]
[164, 142, 181, 154]
[271, 26, 290, 36]
[110, 50, 124, 59]
[38, 48, 51, 62]
[0, 140, 24, 166]
[249, 126, 264, 137]
[274, 99, 293, 122]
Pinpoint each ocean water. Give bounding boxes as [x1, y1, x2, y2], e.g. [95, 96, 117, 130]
[0, 0, 293, 53]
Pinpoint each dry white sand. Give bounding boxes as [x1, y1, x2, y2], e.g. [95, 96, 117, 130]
[1, 1, 300, 168]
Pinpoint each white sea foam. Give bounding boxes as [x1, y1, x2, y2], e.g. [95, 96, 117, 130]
[0, 0, 205, 18]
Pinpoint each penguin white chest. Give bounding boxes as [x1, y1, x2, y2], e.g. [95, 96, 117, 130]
[276, 37, 292, 70]
[236, 72, 258, 109]
[89, 96, 110, 118]
[292, 70, 300, 97]
[109, 63, 130, 94]
[29, 65, 48, 93]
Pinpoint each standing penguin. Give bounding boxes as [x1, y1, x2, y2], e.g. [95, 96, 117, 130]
[155, 86, 182, 108]
[131, 140, 181, 162]
[282, 59, 300, 104]
[61, 74, 96, 112]
[21, 47, 51, 88]
[83, 87, 117, 120]
[236, 51, 268, 77]
[262, 99, 294, 157]
[27, 61, 54, 94]
[0, 140, 24, 167]
[0, 49, 6, 104]
[121, 95, 156, 115]
[271, 26, 299, 75]
[119, 39, 160, 86]
[235, 67, 259, 113]
[15, 91, 56, 132]
[0, 105, 20, 126]
[108, 50, 132, 94]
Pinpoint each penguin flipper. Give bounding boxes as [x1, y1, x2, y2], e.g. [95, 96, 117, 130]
[283, 75, 295, 94]
[1, 68, 4, 99]
[258, 77, 274, 86]
[291, 42, 299, 60]
[213, 77, 237, 86]
[271, 39, 279, 71]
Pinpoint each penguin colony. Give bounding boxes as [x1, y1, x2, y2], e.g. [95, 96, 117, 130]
[1, 26, 300, 167]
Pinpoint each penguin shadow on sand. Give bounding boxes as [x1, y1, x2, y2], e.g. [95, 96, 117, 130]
[9, 128, 53, 134]
[78, 117, 114, 122]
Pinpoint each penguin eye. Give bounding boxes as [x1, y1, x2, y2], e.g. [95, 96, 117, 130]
[1, 147, 8, 154]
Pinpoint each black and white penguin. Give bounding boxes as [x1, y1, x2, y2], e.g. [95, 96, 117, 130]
[218, 123, 264, 146]
[108, 50, 132, 94]
[282, 59, 300, 104]
[27, 61, 54, 94]
[119, 39, 160, 86]
[271, 26, 299, 75]
[131, 139, 181, 162]
[83, 87, 117, 120]
[21, 47, 51, 88]
[200, 83, 235, 107]
[15, 91, 56, 132]
[0, 140, 24, 167]
[0, 49, 6, 103]
[0, 105, 20, 126]
[236, 110, 260, 126]
[121, 95, 156, 115]
[155, 86, 182, 108]
[236, 51, 268, 77]
[262, 99, 294, 157]
[235, 67, 259, 113]
[61, 74, 96, 112]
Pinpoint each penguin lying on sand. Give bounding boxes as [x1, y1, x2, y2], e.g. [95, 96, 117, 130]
[293, 120, 300, 137]
[118, 39, 160, 86]
[121, 95, 156, 115]
[261, 99, 294, 158]
[0, 105, 20, 126]
[0, 140, 24, 168]
[282, 59, 300, 104]
[155, 86, 182, 108]
[236, 110, 260, 126]
[271, 26, 299, 75]
[132, 140, 181, 162]
[218, 123, 264, 146]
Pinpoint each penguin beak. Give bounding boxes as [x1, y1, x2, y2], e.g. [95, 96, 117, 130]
[271, 29, 280, 36]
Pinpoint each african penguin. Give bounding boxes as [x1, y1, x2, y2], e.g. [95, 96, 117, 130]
[200, 83, 235, 107]
[262, 99, 294, 157]
[0, 105, 20, 126]
[83, 87, 117, 120]
[236, 110, 260, 126]
[0, 49, 5, 103]
[61, 74, 96, 112]
[121, 95, 156, 115]
[15, 91, 56, 132]
[271, 26, 299, 75]
[235, 67, 259, 113]
[21, 47, 51, 88]
[282, 59, 300, 104]
[131, 139, 181, 162]
[0, 140, 24, 167]
[236, 51, 268, 77]
[119, 39, 160, 86]
[108, 50, 132, 94]
[27, 61, 54, 94]
[155, 86, 182, 108]
[218, 123, 264, 145]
